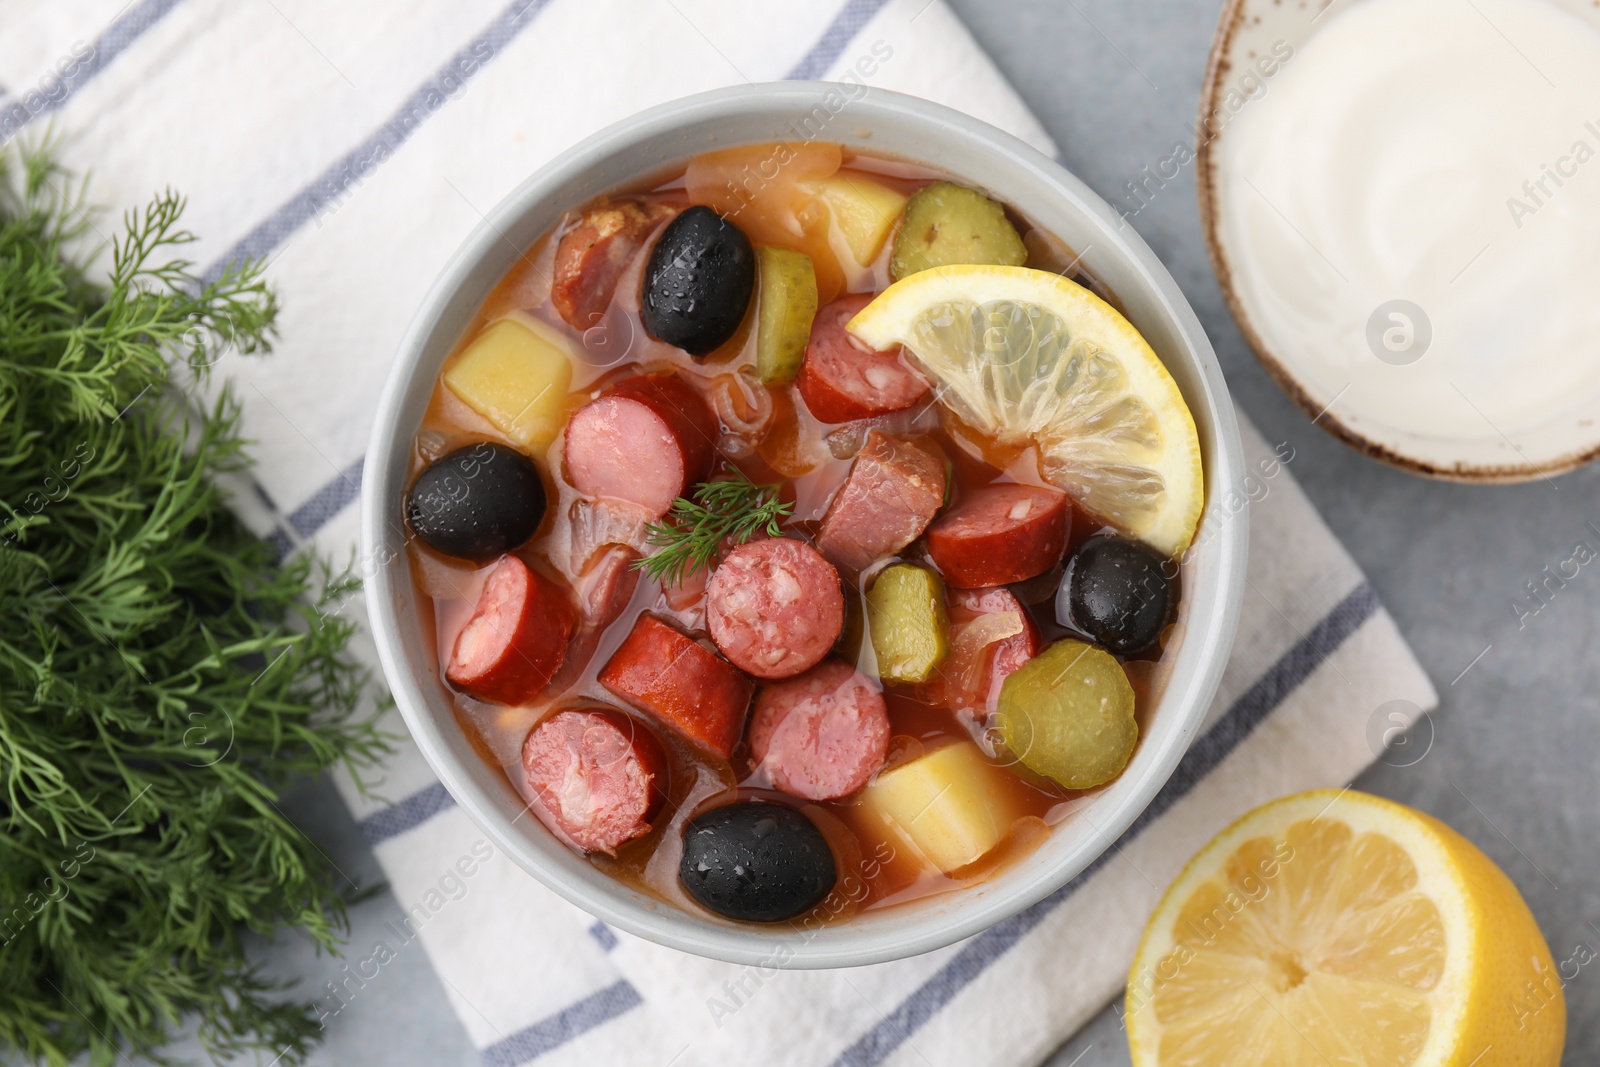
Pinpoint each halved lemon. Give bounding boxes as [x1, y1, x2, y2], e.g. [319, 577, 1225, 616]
[846, 265, 1203, 557]
[1126, 789, 1564, 1067]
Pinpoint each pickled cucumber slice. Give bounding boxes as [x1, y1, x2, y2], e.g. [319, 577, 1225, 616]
[889, 182, 1028, 282]
[866, 563, 949, 684]
[996, 638, 1136, 790]
[753, 245, 818, 383]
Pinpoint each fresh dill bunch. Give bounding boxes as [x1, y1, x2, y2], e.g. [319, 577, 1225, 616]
[634, 469, 794, 586]
[0, 141, 388, 1065]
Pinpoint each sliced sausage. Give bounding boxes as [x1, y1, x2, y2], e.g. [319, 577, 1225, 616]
[925, 484, 1071, 588]
[521, 707, 668, 854]
[575, 544, 640, 630]
[446, 555, 577, 704]
[947, 587, 1041, 713]
[815, 430, 946, 572]
[798, 293, 931, 423]
[552, 199, 676, 329]
[564, 374, 717, 518]
[705, 537, 844, 680]
[598, 614, 753, 759]
[749, 660, 889, 800]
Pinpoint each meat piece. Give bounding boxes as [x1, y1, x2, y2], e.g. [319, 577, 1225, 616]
[952, 588, 1040, 683]
[565, 374, 717, 518]
[446, 556, 577, 704]
[705, 537, 844, 680]
[798, 293, 931, 423]
[661, 564, 708, 612]
[749, 660, 889, 800]
[521, 708, 668, 854]
[575, 544, 640, 630]
[938, 587, 1042, 713]
[551, 199, 676, 329]
[598, 614, 753, 759]
[815, 430, 946, 572]
[925, 484, 1070, 588]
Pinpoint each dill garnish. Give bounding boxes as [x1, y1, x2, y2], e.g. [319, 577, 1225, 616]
[0, 141, 387, 1065]
[632, 470, 793, 586]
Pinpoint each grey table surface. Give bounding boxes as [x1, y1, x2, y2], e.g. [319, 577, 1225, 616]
[134, 1, 1600, 1064]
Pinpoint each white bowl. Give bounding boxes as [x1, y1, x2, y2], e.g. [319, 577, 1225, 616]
[364, 83, 1247, 968]
[1198, 0, 1600, 482]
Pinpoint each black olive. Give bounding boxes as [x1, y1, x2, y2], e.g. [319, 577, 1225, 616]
[1057, 535, 1175, 656]
[642, 205, 755, 357]
[678, 801, 836, 923]
[405, 442, 545, 562]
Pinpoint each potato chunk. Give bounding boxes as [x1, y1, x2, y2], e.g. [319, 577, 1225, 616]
[859, 742, 1022, 873]
[805, 175, 908, 273]
[443, 313, 574, 449]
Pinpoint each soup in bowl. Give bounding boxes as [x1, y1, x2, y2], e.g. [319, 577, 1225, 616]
[364, 83, 1246, 967]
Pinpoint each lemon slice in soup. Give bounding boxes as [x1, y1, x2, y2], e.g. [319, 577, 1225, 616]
[847, 265, 1203, 557]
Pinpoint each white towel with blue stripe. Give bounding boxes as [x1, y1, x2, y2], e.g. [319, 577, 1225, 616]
[2, 1, 1438, 1064]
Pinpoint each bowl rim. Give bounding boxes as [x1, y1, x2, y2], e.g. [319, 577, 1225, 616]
[1195, 0, 1600, 485]
[364, 81, 1248, 968]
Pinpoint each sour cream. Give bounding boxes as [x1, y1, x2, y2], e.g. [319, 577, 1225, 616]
[1214, 0, 1600, 469]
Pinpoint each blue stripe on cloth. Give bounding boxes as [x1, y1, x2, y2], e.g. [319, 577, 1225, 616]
[357, 781, 458, 846]
[587, 922, 619, 953]
[481, 979, 643, 1067]
[198, 0, 556, 286]
[265, 526, 294, 563]
[243, 0, 890, 538]
[287, 458, 363, 537]
[785, 0, 891, 79]
[829, 581, 1383, 1067]
[0, 0, 186, 144]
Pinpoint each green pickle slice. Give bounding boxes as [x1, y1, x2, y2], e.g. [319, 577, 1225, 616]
[996, 638, 1137, 790]
[753, 245, 818, 383]
[889, 181, 1028, 282]
[866, 563, 949, 684]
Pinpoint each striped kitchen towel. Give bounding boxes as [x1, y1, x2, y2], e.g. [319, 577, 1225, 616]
[1, 1, 1438, 1065]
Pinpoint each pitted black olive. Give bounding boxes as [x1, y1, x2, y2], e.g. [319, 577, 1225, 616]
[678, 801, 836, 922]
[642, 206, 755, 357]
[1057, 535, 1174, 656]
[405, 442, 545, 562]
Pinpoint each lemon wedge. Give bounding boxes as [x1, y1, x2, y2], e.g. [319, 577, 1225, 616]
[1126, 789, 1565, 1067]
[846, 265, 1203, 557]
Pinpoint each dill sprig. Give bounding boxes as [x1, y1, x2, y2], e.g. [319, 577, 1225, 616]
[634, 470, 793, 586]
[0, 141, 388, 1065]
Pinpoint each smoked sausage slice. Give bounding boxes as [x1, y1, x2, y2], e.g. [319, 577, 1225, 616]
[521, 708, 668, 855]
[928, 586, 1042, 714]
[749, 660, 889, 801]
[551, 199, 676, 329]
[705, 537, 844, 680]
[446, 555, 577, 704]
[798, 293, 930, 423]
[925, 484, 1070, 588]
[564, 374, 717, 519]
[598, 614, 753, 760]
[815, 430, 946, 572]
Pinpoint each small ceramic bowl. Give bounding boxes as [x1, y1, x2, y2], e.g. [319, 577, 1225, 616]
[1199, 0, 1600, 482]
[364, 83, 1247, 968]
